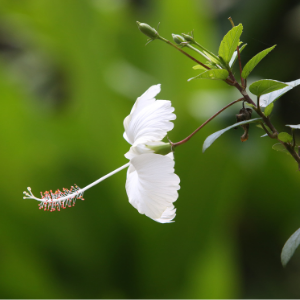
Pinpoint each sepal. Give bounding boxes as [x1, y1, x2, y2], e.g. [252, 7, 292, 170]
[146, 142, 172, 155]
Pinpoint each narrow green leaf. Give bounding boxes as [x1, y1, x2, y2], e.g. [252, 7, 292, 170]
[229, 43, 247, 67]
[202, 118, 262, 152]
[193, 41, 221, 65]
[241, 45, 276, 79]
[249, 80, 288, 97]
[218, 24, 243, 65]
[245, 103, 256, 109]
[256, 123, 271, 132]
[281, 228, 300, 267]
[278, 132, 293, 143]
[205, 61, 220, 69]
[188, 69, 229, 81]
[189, 46, 211, 62]
[272, 143, 290, 154]
[192, 65, 208, 71]
[286, 124, 300, 129]
[260, 79, 300, 107]
[264, 102, 274, 117]
[203, 51, 223, 66]
[257, 123, 271, 137]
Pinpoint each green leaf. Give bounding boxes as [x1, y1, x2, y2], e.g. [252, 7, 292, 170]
[190, 47, 211, 62]
[257, 123, 271, 137]
[272, 143, 290, 154]
[192, 65, 208, 71]
[229, 43, 247, 67]
[205, 61, 220, 69]
[218, 24, 243, 65]
[278, 132, 293, 143]
[249, 80, 288, 97]
[188, 69, 229, 81]
[203, 51, 223, 66]
[286, 124, 300, 129]
[260, 79, 300, 107]
[241, 45, 276, 79]
[281, 228, 300, 267]
[202, 118, 262, 153]
[256, 123, 271, 132]
[245, 103, 256, 109]
[193, 41, 222, 65]
[264, 102, 274, 117]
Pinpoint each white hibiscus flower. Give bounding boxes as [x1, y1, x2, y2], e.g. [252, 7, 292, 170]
[123, 84, 180, 222]
[23, 84, 180, 223]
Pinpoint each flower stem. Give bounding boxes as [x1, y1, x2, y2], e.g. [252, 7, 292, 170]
[171, 98, 244, 148]
[186, 44, 210, 62]
[228, 17, 235, 27]
[158, 36, 210, 70]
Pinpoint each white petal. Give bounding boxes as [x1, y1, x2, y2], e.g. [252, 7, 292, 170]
[123, 84, 176, 145]
[126, 153, 180, 223]
[125, 144, 153, 160]
[138, 84, 162, 105]
[124, 100, 176, 146]
[155, 205, 176, 223]
[123, 84, 161, 144]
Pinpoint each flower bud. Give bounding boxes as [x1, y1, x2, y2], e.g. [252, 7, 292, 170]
[172, 34, 185, 45]
[136, 21, 159, 40]
[146, 142, 172, 155]
[182, 33, 195, 43]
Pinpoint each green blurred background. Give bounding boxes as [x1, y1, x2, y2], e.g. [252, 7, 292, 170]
[1, 0, 300, 298]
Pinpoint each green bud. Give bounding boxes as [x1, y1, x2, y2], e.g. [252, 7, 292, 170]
[172, 34, 185, 45]
[182, 33, 195, 43]
[146, 142, 172, 155]
[136, 21, 159, 40]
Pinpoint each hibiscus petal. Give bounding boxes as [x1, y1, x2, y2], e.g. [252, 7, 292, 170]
[155, 205, 176, 223]
[126, 153, 180, 223]
[123, 84, 161, 144]
[125, 100, 176, 146]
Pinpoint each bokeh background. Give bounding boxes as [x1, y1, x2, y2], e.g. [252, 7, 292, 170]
[1, 0, 300, 298]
